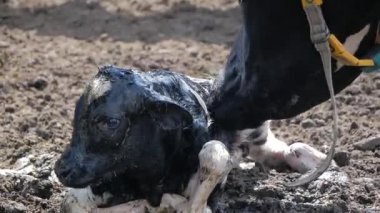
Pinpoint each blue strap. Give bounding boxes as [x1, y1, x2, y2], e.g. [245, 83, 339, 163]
[363, 53, 380, 73]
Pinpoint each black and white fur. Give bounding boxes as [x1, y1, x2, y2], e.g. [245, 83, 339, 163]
[55, 66, 235, 212]
[57, 66, 330, 213]
[57, 0, 379, 212]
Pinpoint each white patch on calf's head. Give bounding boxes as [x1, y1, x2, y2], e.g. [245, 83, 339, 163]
[86, 77, 112, 105]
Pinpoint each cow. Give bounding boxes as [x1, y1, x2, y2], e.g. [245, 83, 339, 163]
[54, 65, 234, 212]
[208, 0, 380, 185]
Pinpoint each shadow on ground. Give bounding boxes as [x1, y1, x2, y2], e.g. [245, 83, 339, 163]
[0, 0, 240, 44]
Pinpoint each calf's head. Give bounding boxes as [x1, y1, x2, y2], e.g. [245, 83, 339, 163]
[54, 66, 193, 195]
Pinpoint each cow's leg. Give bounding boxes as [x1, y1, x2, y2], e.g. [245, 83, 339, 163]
[61, 187, 111, 213]
[284, 142, 337, 173]
[184, 140, 233, 213]
[238, 122, 287, 169]
[240, 121, 331, 173]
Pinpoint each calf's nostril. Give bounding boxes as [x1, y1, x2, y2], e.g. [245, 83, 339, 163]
[59, 167, 72, 179]
[55, 161, 73, 179]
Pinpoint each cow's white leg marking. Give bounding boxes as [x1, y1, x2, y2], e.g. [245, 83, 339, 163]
[184, 140, 232, 213]
[61, 187, 111, 213]
[284, 142, 337, 173]
[246, 128, 288, 168]
[245, 122, 335, 174]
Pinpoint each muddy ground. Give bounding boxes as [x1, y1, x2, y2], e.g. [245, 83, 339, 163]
[0, 0, 379, 212]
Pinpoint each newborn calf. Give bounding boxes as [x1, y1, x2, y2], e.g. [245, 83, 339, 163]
[54, 65, 332, 212]
[54, 65, 233, 212]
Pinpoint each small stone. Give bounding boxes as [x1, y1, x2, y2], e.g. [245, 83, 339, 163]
[85, 0, 99, 9]
[5, 106, 15, 113]
[375, 81, 380, 90]
[354, 136, 380, 151]
[350, 122, 359, 130]
[334, 151, 350, 167]
[0, 40, 10, 48]
[343, 96, 355, 104]
[357, 195, 373, 205]
[99, 33, 109, 41]
[13, 157, 31, 170]
[358, 108, 370, 116]
[301, 119, 316, 128]
[25, 179, 53, 199]
[346, 85, 361, 95]
[44, 94, 52, 101]
[374, 178, 380, 189]
[36, 129, 51, 140]
[318, 170, 349, 184]
[314, 119, 326, 127]
[27, 78, 48, 91]
[364, 183, 375, 193]
[190, 51, 198, 58]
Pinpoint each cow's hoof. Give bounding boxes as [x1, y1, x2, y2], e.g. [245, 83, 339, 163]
[284, 142, 335, 173]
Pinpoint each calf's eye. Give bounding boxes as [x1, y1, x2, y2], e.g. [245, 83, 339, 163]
[107, 118, 120, 129]
[97, 118, 121, 131]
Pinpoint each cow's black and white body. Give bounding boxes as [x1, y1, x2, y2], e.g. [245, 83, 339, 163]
[207, 0, 380, 188]
[209, 0, 380, 130]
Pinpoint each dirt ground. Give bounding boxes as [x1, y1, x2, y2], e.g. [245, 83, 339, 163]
[0, 0, 379, 212]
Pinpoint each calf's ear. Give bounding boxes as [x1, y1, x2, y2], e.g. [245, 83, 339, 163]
[73, 95, 85, 126]
[148, 101, 193, 131]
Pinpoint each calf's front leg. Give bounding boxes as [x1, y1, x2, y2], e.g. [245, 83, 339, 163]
[64, 140, 233, 213]
[185, 140, 233, 213]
